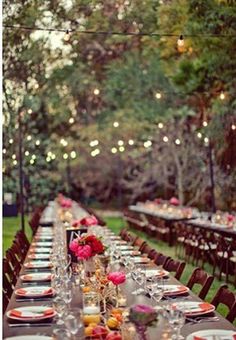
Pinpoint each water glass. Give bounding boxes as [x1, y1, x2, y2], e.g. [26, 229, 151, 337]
[167, 309, 185, 340]
[65, 308, 83, 338]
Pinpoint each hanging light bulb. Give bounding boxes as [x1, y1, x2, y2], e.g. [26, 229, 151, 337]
[202, 121, 208, 127]
[219, 91, 225, 100]
[231, 124, 236, 130]
[113, 121, 119, 128]
[177, 35, 184, 48]
[155, 92, 162, 99]
[93, 88, 100, 96]
[64, 30, 71, 42]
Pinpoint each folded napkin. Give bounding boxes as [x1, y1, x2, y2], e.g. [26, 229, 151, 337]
[10, 308, 54, 318]
[17, 288, 53, 295]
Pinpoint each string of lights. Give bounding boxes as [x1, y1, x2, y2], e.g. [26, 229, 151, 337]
[3, 24, 236, 38]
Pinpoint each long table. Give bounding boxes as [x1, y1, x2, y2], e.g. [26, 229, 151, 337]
[3, 202, 236, 339]
[129, 204, 236, 242]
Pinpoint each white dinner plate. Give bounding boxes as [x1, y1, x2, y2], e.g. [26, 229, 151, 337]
[116, 245, 134, 250]
[186, 329, 236, 340]
[20, 272, 52, 282]
[34, 236, 53, 240]
[15, 286, 55, 297]
[172, 301, 215, 316]
[29, 248, 52, 253]
[31, 242, 52, 247]
[162, 285, 189, 296]
[28, 254, 50, 260]
[5, 336, 53, 340]
[6, 306, 56, 322]
[134, 257, 150, 264]
[145, 269, 169, 278]
[24, 261, 52, 269]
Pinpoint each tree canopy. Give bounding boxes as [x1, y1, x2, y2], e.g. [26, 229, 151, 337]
[3, 0, 236, 211]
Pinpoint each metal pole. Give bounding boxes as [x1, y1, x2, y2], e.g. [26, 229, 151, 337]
[18, 110, 25, 232]
[208, 143, 216, 213]
[66, 156, 71, 196]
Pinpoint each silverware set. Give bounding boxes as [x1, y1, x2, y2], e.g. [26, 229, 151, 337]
[186, 316, 219, 324]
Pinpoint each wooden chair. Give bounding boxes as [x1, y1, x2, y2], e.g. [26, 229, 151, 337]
[187, 267, 214, 300]
[163, 259, 186, 280]
[132, 237, 147, 253]
[3, 290, 9, 314]
[5, 247, 21, 277]
[119, 228, 128, 239]
[13, 239, 27, 262]
[211, 285, 236, 323]
[123, 209, 147, 231]
[3, 272, 13, 300]
[16, 230, 30, 249]
[141, 243, 152, 255]
[3, 258, 17, 287]
[154, 252, 171, 267]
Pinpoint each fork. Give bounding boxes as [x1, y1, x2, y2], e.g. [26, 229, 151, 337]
[187, 316, 219, 324]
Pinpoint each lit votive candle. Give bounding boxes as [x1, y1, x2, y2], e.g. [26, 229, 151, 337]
[83, 306, 100, 315]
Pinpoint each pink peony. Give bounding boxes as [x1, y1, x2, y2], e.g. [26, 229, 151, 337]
[69, 239, 79, 253]
[107, 272, 126, 285]
[169, 197, 180, 206]
[80, 215, 98, 226]
[61, 198, 72, 208]
[76, 244, 92, 260]
[227, 214, 235, 222]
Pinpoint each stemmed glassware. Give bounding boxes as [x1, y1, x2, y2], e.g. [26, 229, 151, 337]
[166, 309, 185, 340]
[132, 267, 146, 295]
[65, 308, 83, 339]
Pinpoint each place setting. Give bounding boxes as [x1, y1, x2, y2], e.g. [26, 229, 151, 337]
[20, 272, 52, 283]
[24, 261, 53, 270]
[6, 305, 57, 325]
[186, 329, 236, 340]
[15, 286, 55, 301]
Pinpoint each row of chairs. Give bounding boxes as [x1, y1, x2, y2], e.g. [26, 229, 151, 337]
[3, 231, 30, 313]
[119, 228, 236, 323]
[124, 209, 236, 285]
[29, 206, 44, 235]
[175, 222, 236, 285]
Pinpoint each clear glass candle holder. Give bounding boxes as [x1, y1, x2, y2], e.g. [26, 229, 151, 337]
[82, 292, 101, 325]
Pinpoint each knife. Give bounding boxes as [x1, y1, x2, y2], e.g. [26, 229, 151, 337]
[16, 298, 53, 302]
[9, 323, 54, 327]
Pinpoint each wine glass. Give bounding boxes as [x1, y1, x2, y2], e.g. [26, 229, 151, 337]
[52, 327, 71, 339]
[53, 296, 66, 325]
[132, 267, 145, 295]
[65, 315, 80, 338]
[167, 309, 185, 340]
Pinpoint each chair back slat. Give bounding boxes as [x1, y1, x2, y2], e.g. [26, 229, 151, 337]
[187, 267, 214, 300]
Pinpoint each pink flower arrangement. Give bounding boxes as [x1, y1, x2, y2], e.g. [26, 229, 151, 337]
[80, 215, 98, 227]
[69, 234, 104, 260]
[227, 214, 235, 223]
[154, 198, 162, 204]
[107, 272, 126, 285]
[169, 197, 180, 206]
[129, 304, 157, 326]
[60, 198, 72, 209]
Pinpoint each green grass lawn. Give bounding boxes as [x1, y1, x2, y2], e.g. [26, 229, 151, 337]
[2, 215, 32, 253]
[104, 216, 236, 323]
[3, 215, 235, 324]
